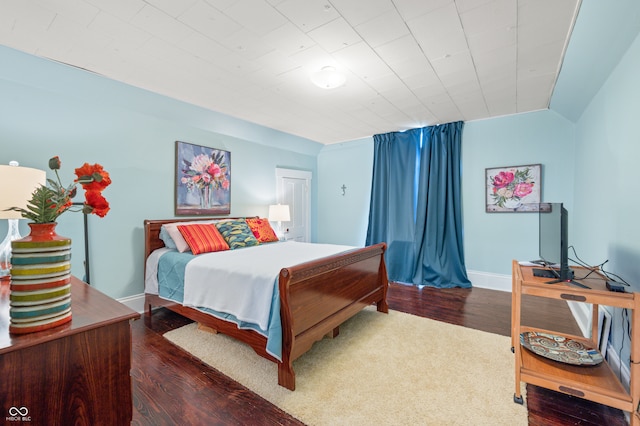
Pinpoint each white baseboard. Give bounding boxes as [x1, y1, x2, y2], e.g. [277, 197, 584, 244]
[117, 293, 146, 314]
[467, 270, 512, 292]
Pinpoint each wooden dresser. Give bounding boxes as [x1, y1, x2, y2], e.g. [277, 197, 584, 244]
[0, 276, 140, 425]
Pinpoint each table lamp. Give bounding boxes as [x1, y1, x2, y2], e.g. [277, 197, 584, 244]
[268, 204, 290, 239]
[0, 161, 47, 281]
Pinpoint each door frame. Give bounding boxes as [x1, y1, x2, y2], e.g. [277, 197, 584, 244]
[275, 168, 311, 242]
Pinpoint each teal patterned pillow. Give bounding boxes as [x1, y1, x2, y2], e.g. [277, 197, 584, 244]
[215, 220, 260, 249]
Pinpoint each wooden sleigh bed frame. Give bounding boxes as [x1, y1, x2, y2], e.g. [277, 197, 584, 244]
[143, 218, 389, 390]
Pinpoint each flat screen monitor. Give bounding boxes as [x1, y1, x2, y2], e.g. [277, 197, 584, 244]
[539, 202, 573, 282]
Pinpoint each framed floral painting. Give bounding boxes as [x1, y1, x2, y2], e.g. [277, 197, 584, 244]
[485, 164, 541, 212]
[175, 141, 231, 215]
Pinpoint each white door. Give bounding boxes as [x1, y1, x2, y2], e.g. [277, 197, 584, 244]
[276, 168, 311, 242]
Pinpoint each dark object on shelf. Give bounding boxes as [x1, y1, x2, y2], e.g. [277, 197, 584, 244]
[533, 268, 557, 278]
[607, 281, 626, 292]
[533, 267, 590, 289]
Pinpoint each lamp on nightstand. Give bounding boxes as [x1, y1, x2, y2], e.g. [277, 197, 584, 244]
[268, 204, 290, 240]
[0, 161, 46, 282]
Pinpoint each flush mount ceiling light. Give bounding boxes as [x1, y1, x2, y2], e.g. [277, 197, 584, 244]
[310, 66, 346, 89]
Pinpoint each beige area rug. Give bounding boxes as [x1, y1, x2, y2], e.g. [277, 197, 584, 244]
[164, 307, 527, 425]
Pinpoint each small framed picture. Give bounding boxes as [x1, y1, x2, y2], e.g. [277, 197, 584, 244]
[485, 164, 541, 212]
[175, 141, 231, 216]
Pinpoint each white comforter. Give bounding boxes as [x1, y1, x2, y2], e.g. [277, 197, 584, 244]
[181, 241, 354, 331]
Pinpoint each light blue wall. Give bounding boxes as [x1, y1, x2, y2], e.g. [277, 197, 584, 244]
[572, 30, 640, 366]
[317, 138, 373, 246]
[573, 30, 640, 288]
[462, 112, 575, 275]
[0, 46, 321, 299]
[317, 111, 576, 276]
[550, 0, 640, 122]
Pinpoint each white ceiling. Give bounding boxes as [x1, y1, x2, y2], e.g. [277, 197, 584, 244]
[0, 0, 580, 144]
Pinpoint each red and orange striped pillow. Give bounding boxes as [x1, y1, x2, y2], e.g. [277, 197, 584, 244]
[177, 223, 229, 255]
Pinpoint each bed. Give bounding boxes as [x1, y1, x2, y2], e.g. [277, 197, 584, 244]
[143, 217, 389, 390]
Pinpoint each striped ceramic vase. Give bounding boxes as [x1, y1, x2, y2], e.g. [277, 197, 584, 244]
[9, 222, 72, 334]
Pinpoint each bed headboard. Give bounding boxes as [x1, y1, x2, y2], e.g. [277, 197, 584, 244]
[143, 217, 259, 260]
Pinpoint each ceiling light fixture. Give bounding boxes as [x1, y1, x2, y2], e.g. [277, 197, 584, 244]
[310, 66, 346, 90]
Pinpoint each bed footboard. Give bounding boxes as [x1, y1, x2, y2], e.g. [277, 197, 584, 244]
[277, 242, 388, 390]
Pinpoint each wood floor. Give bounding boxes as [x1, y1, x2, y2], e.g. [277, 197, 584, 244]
[131, 283, 628, 425]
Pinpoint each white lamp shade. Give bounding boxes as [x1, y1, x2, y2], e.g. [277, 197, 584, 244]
[0, 164, 47, 219]
[268, 204, 290, 222]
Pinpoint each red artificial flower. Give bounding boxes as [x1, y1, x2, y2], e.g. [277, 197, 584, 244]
[10, 156, 112, 223]
[84, 191, 110, 218]
[74, 163, 112, 192]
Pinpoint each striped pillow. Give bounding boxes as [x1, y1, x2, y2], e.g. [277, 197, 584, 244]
[162, 220, 217, 252]
[177, 224, 229, 255]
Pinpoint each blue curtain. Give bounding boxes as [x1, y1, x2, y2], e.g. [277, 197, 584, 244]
[366, 129, 421, 281]
[413, 122, 470, 288]
[366, 122, 471, 288]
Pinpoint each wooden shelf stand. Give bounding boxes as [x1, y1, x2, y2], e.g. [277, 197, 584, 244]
[512, 260, 640, 424]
